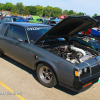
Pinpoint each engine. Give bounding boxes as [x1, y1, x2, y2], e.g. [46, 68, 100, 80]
[46, 45, 93, 64]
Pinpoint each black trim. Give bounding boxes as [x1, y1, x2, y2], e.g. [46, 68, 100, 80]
[60, 72, 100, 92]
[59, 82, 92, 93]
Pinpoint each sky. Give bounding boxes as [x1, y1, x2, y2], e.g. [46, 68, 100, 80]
[1, 0, 100, 17]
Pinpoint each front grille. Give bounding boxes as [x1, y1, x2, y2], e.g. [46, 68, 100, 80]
[91, 64, 100, 75]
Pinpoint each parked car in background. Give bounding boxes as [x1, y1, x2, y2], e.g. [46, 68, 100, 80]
[25, 17, 33, 22]
[29, 16, 43, 23]
[0, 16, 100, 93]
[0, 16, 25, 24]
[42, 20, 59, 26]
[90, 28, 100, 39]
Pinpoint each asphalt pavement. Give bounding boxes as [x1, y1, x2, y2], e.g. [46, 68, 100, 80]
[0, 55, 100, 100]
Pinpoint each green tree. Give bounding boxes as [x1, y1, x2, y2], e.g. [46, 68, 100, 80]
[0, 3, 4, 11]
[52, 7, 62, 17]
[36, 5, 43, 16]
[72, 12, 77, 16]
[92, 13, 98, 18]
[3, 2, 13, 11]
[43, 6, 53, 17]
[78, 12, 84, 16]
[68, 10, 74, 15]
[11, 5, 17, 13]
[62, 10, 69, 15]
[16, 2, 24, 14]
[23, 6, 30, 15]
[28, 6, 36, 15]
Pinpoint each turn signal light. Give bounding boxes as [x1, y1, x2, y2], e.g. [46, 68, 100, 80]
[83, 82, 92, 88]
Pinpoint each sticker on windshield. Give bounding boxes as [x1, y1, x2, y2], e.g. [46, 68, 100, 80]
[27, 27, 50, 31]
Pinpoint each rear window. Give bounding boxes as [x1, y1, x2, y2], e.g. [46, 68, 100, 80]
[49, 21, 56, 24]
[13, 18, 25, 22]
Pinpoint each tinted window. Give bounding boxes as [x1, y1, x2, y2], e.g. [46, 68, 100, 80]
[49, 21, 56, 24]
[13, 18, 25, 22]
[45, 20, 49, 24]
[0, 23, 8, 35]
[2, 18, 11, 22]
[27, 27, 50, 42]
[5, 25, 28, 43]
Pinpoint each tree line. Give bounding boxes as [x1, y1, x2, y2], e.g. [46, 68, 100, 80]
[0, 2, 98, 18]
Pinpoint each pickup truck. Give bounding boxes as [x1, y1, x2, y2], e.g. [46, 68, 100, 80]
[0, 16, 100, 93]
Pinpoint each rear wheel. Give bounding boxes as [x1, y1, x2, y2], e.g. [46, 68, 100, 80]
[36, 63, 57, 88]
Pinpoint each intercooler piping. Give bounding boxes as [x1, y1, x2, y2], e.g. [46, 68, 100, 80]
[70, 46, 86, 56]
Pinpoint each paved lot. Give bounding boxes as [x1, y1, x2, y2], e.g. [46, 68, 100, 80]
[0, 55, 100, 100]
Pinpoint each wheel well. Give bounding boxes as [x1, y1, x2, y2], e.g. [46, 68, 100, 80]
[35, 61, 58, 84]
[0, 49, 4, 54]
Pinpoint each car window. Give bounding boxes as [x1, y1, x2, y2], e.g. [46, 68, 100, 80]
[2, 18, 11, 22]
[37, 19, 40, 21]
[16, 18, 25, 22]
[45, 20, 49, 24]
[0, 23, 8, 35]
[5, 25, 28, 43]
[49, 21, 56, 24]
[13, 18, 25, 22]
[27, 26, 51, 42]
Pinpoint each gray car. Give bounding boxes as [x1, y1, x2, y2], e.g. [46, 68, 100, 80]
[0, 16, 100, 93]
[42, 19, 59, 26]
[0, 16, 25, 24]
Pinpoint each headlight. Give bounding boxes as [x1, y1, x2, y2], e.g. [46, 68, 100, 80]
[84, 68, 87, 73]
[75, 67, 90, 77]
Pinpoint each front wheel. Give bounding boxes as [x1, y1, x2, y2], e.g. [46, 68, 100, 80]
[0, 52, 3, 57]
[36, 63, 57, 88]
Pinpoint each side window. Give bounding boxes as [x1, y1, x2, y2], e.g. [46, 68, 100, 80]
[2, 18, 11, 22]
[0, 24, 8, 35]
[45, 20, 48, 24]
[5, 25, 28, 43]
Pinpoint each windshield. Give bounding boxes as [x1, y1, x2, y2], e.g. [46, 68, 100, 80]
[27, 26, 51, 42]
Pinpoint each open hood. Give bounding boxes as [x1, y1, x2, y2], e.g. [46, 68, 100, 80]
[35, 16, 98, 44]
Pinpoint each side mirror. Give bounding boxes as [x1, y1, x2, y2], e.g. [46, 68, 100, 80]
[17, 38, 23, 43]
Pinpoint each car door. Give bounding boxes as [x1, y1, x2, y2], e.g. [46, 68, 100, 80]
[3, 24, 32, 68]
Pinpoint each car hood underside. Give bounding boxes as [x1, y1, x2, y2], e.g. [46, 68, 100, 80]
[35, 16, 98, 44]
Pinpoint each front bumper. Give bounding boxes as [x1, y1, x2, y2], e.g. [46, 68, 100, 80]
[59, 72, 100, 92]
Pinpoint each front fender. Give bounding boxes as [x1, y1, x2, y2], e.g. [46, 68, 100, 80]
[35, 58, 59, 79]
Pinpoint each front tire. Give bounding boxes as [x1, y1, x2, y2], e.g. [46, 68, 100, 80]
[36, 63, 57, 88]
[0, 52, 3, 57]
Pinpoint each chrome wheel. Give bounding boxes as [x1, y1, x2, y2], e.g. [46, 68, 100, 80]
[39, 66, 52, 83]
[36, 63, 57, 87]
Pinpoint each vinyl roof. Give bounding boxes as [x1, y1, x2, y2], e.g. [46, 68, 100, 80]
[4, 22, 49, 27]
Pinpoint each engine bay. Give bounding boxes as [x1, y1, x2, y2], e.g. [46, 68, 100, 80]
[45, 44, 94, 64]
[37, 37, 99, 64]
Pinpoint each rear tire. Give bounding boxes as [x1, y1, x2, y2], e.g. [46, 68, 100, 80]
[36, 63, 57, 88]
